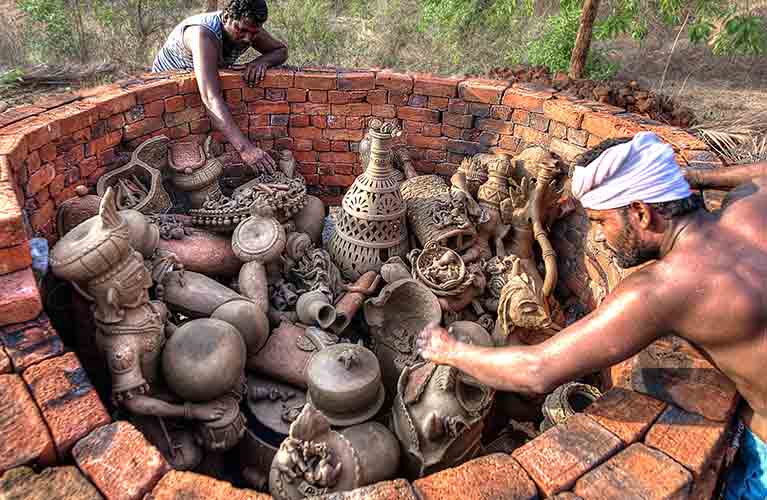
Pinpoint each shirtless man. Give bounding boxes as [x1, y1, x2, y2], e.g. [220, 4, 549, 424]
[417, 132, 767, 498]
[153, 0, 287, 173]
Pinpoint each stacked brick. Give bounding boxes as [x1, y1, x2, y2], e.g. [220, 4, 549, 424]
[0, 67, 737, 499]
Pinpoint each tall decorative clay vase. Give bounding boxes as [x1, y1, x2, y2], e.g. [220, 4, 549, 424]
[328, 119, 409, 280]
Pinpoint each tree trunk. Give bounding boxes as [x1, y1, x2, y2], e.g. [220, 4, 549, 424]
[569, 0, 600, 79]
[206, 0, 218, 11]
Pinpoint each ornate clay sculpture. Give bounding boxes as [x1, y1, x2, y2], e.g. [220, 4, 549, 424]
[247, 375, 307, 437]
[451, 154, 493, 198]
[168, 136, 225, 209]
[269, 404, 399, 500]
[328, 119, 410, 280]
[364, 279, 442, 394]
[391, 321, 495, 479]
[400, 175, 479, 252]
[540, 382, 602, 431]
[56, 186, 102, 237]
[359, 124, 417, 182]
[305, 343, 386, 426]
[232, 214, 287, 264]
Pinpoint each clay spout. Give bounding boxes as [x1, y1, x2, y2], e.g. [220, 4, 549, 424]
[296, 290, 337, 329]
[531, 161, 559, 298]
[239, 261, 269, 314]
[330, 271, 381, 334]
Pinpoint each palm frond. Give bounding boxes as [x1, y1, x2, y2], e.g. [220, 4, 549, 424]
[691, 111, 767, 164]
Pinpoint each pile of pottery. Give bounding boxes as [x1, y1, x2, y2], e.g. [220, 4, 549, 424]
[50, 120, 601, 499]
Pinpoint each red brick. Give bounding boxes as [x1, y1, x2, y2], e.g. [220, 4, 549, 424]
[397, 107, 439, 123]
[135, 80, 178, 104]
[323, 129, 365, 141]
[543, 99, 590, 128]
[567, 127, 589, 147]
[74, 421, 169, 500]
[512, 413, 623, 497]
[489, 105, 513, 121]
[581, 112, 645, 139]
[308, 90, 328, 103]
[0, 347, 9, 373]
[441, 125, 463, 140]
[183, 93, 203, 107]
[388, 91, 409, 106]
[265, 88, 286, 101]
[148, 471, 271, 500]
[550, 138, 587, 162]
[312, 479, 416, 500]
[574, 443, 692, 500]
[190, 118, 211, 134]
[30, 198, 55, 232]
[328, 91, 350, 104]
[286, 88, 307, 102]
[124, 118, 165, 141]
[530, 113, 550, 132]
[428, 96, 449, 111]
[442, 113, 473, 129]
[294, 151, 319, 163]
[22, 352, 111, 457]
[247, 100, 290, 114]
[502, 84, 554, 112]
[644, 126, 708, 150]
[414, 454, 536, 500]
[338, 71, 375, 90]
[413, 74, 461, 97]
[631, 337, 738, 422]
[367, 89, 388, 105]
[433, 162, 457, 176]
[332, 103, 372, 117]
[423, 123, 442, 137]
[0, 181, 27, 249]
[26, 163, 55, 196]
[458, 78, 510, 104]
[164, 107, 206, 128]
[289, 115, 311, 128]
[320, 174, 355, 187]
[0, 374, 56, 472]
[313, 139, 332, 152]
[370, 104, 396, 119]
[376, 71, 414, 92]
[319, 152, 356, 163]
[295, 71, 337, 90]
[0, 314, 63, 373]
[308, 115, 326, 129]
[584, 388, 667, 445]
[291, 103, 332, 115]
[39, 142, 57, 162]
[294, 139, 313, 151]
[330, 141, 349, 152]
[162, 95, 184, 113]
[406, 135, 448, 151]
[347, 117, 366, 129]
[516, 125, 550, 147]
[409, 94, 429, 107]
[447, 140, 482, 156]
[259, 68, 295, 88]
[644, 405, 728, 498]
[289, 127, 324, 140]
[0, 465, 103, 500]
[274, 137, 294, 150]
[447, 99, 469, 114]
[249, 126, 283, 139]
[476, 118, 515, 135]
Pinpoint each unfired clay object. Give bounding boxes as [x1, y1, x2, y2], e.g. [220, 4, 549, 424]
[328, 120, 409, 280]
[269, 404, 399, 500]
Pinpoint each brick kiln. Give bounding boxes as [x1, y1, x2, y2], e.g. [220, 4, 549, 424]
[0, 67, 738, 500]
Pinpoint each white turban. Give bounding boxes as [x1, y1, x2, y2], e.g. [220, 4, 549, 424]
[571, 132, 691, 210]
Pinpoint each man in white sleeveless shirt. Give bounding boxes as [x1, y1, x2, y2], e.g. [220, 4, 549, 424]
[153, 0, 287, 173]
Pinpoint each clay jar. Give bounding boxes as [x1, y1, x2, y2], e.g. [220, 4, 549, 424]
[330, 271, 380, 335]
[157, 228, 243, 277]
[269, 404, 399, 500]
[248, 322, 339, 388]
[293, 195, 326, 246]
[305, 343, 385, 426]
[56, 187, 101, 238]
[168, 136, 224, 209]
[120, 209, 160, 258]
[296, 290, 337, 330]
[162, 318, 246, 402]
[364, 279, 442, 395]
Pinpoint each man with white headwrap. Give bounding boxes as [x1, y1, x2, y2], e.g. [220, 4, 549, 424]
[417, 132, 767, 499]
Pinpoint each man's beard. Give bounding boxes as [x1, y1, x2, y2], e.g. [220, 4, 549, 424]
[609, 213, 657, 269]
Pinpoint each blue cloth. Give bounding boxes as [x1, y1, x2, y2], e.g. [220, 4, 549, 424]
[725, 426, 767, 500]
[152, 11, 249, 72]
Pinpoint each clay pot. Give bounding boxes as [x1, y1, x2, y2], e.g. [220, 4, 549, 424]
[211, 299, 270, 358]
[306, 343, 385, 426]
[97, 161, 172, 214]
[330, 271, 380, 335]
[195, 395, 247, 452]
[364, 279, 442, 395]
[380, 257, 411, 284]
[241, 429, 278, 492]
[232, 215, 287, 264]
[292, 195, 325, 246]
[120, 209, 160, 258]
[157, 229, 242, 277]
[161, 270, 242, 318]
[269, 404, 399, 500]
[540, 382, 602, 431]
[238, 261, 269, 313]
[247, 375, 306, 437]
[296, 290, 337, 330]
[168, 137, 224, 209]
[162, 318, 246, 402]
[56, 189, 101, 238]
[248, 321, 339, 388]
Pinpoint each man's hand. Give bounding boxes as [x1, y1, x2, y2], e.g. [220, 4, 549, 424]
[416, 322, 460, 365]
[240, 145, 276, 174]
[244, 61, 269, 87]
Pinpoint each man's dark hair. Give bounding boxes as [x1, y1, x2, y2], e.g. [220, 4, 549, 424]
[573, 136, 702, 219]
[223, 0, 268, 23]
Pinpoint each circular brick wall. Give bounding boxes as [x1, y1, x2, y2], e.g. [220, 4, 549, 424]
[0, 68, 735, 500]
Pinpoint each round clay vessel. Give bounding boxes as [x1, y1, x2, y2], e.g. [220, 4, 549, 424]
[305, 343, 385, 426]
[293, 195, 326, 245]
[96, 161, 172, 214]
[157, 229, 242, 277]
[56, 192, 101, 237]
[296, 290, 337, 330]
[238, 261, 269, 313]
[232, 215, 287, 264]
[211, 299, 270, 357]
[160, 270, 242, 318]
[162, 318, 246, 402]
[541, 381, 602, 431]
[247, 375, 306, 436]
[120, 209, 160, 258]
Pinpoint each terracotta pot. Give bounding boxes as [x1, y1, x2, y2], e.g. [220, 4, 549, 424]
[161, 270, 243, 318]
[540, 382, 602, 432]
[293, 195, 326, 246]
[96, 160, 172, 214]
[296, 290, 337, 330]
[157, 229, 242, 277]
[241, 429, 278, 492]
[330, 271, 380, 334]
[238, 261, 269, 313]
[232, 215, 287, 264]
[56, 189, 101, 238]
[364, 279, 442, 395]
[248, 321, 339, 388]
[211, 299, 270, 358]
[120, 209, 160, 258]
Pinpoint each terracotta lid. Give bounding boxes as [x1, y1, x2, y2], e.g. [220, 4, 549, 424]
[232, 215, 287, 263]
[246, 375, 307, 436]
[306, 343, 385, 426]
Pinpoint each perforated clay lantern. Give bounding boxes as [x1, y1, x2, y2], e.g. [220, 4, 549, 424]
[328, 119, 409, 280]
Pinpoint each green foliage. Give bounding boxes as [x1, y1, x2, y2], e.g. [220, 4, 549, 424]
[0, 69, 24, 88]
[16, 0, 80, 61]
[528, 0, 618, 80]
[268, 0, 342, 66]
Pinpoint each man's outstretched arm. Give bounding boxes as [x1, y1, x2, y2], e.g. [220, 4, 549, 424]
[185, 26, 276, 173]
[686, 162, 767, 190]
[418, 270, 675, 394]
[242, 28, 288, 86]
